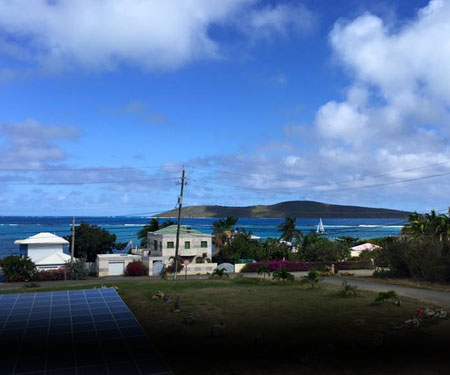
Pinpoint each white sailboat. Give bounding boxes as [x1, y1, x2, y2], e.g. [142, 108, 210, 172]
[316, 218, 325, 234]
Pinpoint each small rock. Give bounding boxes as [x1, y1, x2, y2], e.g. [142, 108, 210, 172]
[353, 319, 367, 327]
[184, 313, 196, 325]
[424, 307, 435, 318]
[210, 322, 227, 337]
[152, 291, 165, 300]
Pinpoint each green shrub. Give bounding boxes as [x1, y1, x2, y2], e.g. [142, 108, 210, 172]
[210, 268, 229, 279]
[339, 280, 358, 297]
[66, 258, 89, 280]
[272, 266, 294, 282]
[381, 237, 450, 282]
[301, 269, 320, 288]
[0, 256, 35, 282]
[374, 290, 401, 306]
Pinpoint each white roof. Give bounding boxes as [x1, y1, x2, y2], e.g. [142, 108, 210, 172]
[14, 232, 69, 246]
[350, 243, 381, 252]
[34, 252, 72, 265]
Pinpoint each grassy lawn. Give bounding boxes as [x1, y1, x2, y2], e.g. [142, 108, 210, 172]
[2, 278, 449, 374]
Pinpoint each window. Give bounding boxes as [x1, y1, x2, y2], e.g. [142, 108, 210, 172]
[153, 240, 158, 250]
[184, 241, 190, 249]
[167, 241, 174, 249]
[201, 241, 208, 248]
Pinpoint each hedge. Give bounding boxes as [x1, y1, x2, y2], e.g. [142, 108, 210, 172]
[240, 260, 374, 273]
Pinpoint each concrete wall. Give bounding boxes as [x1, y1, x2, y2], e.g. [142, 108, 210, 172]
[172, 262, 218, 276]
[97, 254, 142, 277]
[27, 244, 64, 263]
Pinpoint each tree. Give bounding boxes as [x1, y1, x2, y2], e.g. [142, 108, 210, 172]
[138, 218, 175, 246]
[300, 237, 350, 262]
[302, 269, 320, 288]
[404, 209, 450, 242]
[213, 216, 238, 250]
[65, 222, 126, 262]
[0, 255, 35, 282]
[256, 263, 270, 280]
[223, 229, 260, 261]
[278, 217, 302, 244]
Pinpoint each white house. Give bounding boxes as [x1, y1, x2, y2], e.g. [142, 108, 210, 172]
[14, 232, 72, 270]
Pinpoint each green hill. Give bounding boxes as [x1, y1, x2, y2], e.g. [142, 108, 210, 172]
[156, 200, 410, 218]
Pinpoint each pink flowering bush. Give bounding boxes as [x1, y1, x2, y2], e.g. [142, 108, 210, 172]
[33, 269, 66, 281]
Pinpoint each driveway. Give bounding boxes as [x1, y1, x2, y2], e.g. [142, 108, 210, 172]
[323, 277, 450, 307]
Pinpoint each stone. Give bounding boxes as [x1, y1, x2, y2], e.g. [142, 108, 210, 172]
[184, 313, 196, 325]
[353, 319, 367, 327]
[424, 307, 435, 318]
[211, 322, 227, 337]
[152, 291, 165, 300]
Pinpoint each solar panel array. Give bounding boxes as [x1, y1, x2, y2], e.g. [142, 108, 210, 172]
[0, 288, 173, 375]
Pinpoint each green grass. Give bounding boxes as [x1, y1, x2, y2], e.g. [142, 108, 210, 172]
[1, 278, 449, 374]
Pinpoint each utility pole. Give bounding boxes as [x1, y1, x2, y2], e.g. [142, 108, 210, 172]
[71, 216, 75, 266]
[173, 168, 186, 280]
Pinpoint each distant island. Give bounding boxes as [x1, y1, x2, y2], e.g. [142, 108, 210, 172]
[156, 200, 411, 219]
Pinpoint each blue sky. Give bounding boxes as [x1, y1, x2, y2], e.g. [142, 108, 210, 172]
[1, 0, 449, 216]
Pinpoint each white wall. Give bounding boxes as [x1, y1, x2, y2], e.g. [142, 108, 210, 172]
[28, 244, 64, 262]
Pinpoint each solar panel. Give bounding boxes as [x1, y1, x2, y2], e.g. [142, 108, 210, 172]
[0, 288, 173, 375]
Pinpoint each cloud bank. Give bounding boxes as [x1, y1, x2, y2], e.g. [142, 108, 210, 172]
[187, 0, 450, 211]
[0, 0, 315, 72]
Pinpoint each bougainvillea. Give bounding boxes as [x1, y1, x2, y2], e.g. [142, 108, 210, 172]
[124, 260, 148, 276]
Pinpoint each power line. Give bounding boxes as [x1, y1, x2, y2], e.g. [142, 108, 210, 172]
[7, 177, 178, 186]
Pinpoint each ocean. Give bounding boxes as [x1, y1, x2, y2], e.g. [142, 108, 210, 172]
[0, 216, 407, 259]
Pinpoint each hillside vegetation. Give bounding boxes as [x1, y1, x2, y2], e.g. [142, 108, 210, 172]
[157, 200, 410, 218]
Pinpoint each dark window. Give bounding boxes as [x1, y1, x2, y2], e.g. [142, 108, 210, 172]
[153, 240, 158, 250]
[201, 241, 208, 248]
[184, 241, 190, 249]
[167, 241, 174, 248]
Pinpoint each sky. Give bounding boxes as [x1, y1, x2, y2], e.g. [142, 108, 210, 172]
[0, 0, 449, 216]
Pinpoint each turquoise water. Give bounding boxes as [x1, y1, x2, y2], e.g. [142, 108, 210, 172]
[0, 216, 406, 258]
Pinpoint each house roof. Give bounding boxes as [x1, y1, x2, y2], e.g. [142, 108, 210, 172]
[350, 243, 381, 252]
[34, 251, 72, 265]
[153, 225, 211, 237]
[14, 232, 69, 246]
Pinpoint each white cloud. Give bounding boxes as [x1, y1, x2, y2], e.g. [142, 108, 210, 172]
[0, 0, 315, 72]
[0, 119, 79, 169]
[245, 2, 316, 39]
[184, 1, 450, 211]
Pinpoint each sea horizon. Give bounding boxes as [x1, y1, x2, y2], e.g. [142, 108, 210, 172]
[0, 216, 407, 259]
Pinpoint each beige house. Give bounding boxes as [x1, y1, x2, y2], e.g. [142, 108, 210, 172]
[147, 225, 212, 260]
[146, 225, 214, 276]
[96, 225, 216, 277]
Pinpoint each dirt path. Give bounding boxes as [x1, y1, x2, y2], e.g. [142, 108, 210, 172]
[323, 277, 450, 307]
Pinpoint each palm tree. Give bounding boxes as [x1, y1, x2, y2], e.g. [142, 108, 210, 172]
[256, 263, 270, 280]
[405, 209, 450, 242]
[213, 216, 238, 249]
[278, 217, 302, 244]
